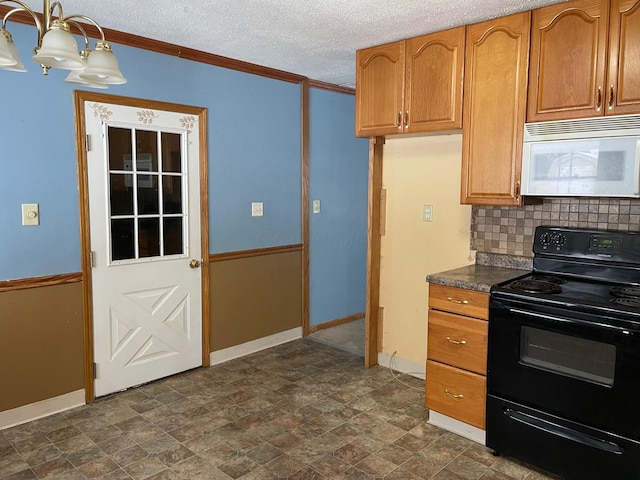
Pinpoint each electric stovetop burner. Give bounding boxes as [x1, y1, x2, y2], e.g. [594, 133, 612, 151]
[509, 279, 563, 294]
[531, 274, 566, 284]
[610, 286, 640, 298]
[610, 286, 640, 307]
[612, 297, 640, 308]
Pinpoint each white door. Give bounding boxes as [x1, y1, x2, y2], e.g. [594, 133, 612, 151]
[84, 101, 203, 397]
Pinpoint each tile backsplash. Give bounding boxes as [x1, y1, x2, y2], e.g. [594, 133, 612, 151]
[471, 198, 640, 257]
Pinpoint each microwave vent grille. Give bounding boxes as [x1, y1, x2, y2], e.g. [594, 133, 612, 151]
[525, 114, 640, 139]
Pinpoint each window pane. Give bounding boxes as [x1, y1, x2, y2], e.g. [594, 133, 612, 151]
[110, 174, 134, 215]
[137, 175, 159, 214]
[163, 176, 182, 214]
[136, 130, 158, 172]
[164, 218, 183, 255]
[111, 219, 135, 260]
[162, 132, 182, 173]
[139, 218, 160, 258]
[108, 127, 132, 170]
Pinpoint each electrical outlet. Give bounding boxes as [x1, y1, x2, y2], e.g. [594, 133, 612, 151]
[251, 202, 263, 217]
[423, 204, 433, 222]
[312, 200, 321, 214]
[22, 203, 40, 226]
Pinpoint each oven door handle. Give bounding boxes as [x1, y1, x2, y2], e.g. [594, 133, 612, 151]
[509, 308, 638, 334]
[504, 408, 624, 455]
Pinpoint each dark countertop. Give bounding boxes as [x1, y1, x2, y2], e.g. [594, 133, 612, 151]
[426, 253, 532, 292]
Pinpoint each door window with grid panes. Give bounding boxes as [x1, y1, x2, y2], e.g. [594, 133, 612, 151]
[107, 127, 187, 262]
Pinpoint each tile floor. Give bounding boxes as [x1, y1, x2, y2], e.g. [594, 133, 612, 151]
[0, 339, 560, 480]
[307, 319, 365, 357]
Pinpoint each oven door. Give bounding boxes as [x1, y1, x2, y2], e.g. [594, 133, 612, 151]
[488, 295, 640, 440]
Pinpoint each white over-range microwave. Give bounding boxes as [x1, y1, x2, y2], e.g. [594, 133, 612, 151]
[521, 114, 640, 198]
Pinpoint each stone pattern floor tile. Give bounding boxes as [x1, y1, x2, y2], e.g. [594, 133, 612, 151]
[0, 340, 560, 479]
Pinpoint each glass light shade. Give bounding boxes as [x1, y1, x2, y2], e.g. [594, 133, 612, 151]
[3, 35, 27, 72]
[0, 30, 18, 67]
[65, 69, 108, 89]
[32, 21, 84, 70]
[80, 45, 126, 85]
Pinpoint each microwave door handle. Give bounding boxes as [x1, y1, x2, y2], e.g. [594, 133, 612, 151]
[509, 308, 639, 334]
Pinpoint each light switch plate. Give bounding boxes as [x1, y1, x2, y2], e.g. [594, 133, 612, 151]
[251, 202, 264, 217]
[312, 200, 321, 214]
[22, 203, 39, 226]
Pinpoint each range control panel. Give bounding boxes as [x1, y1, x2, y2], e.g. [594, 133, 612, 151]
[533, 226, 640, 263]
[589, 235, 623, 254]
[532, 226, 640, 283]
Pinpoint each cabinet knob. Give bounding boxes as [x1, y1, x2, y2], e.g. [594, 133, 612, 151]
[404, 110, 410, 129]
[446, 336, 467, 345]
[396, 111, 402, 130]
[596, 86, 602, 112]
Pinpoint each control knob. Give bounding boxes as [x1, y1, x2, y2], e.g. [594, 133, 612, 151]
[539, 233, 551, 245]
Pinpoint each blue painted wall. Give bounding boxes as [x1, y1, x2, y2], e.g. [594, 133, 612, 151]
[0, 23, 301, 280]
[308, 88, 369, 326]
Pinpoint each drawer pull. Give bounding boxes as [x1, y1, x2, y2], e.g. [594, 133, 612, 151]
[447, 297, 469, 305]
[446, 336, 467, 345]
[444, 389, 464, 399]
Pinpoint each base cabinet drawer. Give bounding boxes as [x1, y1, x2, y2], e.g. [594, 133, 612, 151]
[428, 310, 488, 374]
[429, 284, 489, 319]
[425, 360, 486, 429]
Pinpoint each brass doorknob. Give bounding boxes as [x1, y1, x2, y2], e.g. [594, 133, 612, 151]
[189, 259, 201, 269]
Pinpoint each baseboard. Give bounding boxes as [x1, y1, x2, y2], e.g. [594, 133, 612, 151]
[209, 327, 303, 365]
[307, 312, 365, 334]
[428, 410, 486, 445]
[377, 352, 426, 380]
[0, 390, 85, 430]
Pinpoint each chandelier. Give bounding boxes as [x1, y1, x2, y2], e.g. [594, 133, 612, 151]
[0, 0, 126, 88]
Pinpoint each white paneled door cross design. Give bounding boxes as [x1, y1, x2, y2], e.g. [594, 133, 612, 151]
[84, 100, 203, 397]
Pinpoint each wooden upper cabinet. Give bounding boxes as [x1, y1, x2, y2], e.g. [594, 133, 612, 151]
[609, 0, 640, 115]
[355, 42, 405, 137]
[405, 27, 465, 133]
[529, 0, 640, 121]
[355, 27, 465, 137]
[461, 12, 531, 206]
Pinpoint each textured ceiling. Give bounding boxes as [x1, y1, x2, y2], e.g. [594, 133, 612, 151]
[18, 0, 567, 87]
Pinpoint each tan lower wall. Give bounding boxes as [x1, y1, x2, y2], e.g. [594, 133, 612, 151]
[0, 251, 301, 412]
[210, 250, 302, 351]
[0, 282, 84, 412]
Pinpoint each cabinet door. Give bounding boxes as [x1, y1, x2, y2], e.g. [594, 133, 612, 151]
[461, 12, 531, 206]
[528, 0, 610, 121]
[355, 42, 405, 137]
[405, 27, 465, 133]
[608, 0, 640, 115]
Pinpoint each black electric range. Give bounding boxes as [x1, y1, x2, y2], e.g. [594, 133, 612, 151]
[487, 226, 640, 480]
